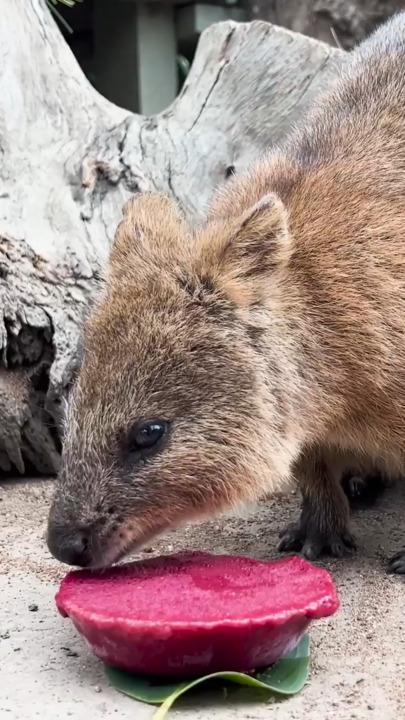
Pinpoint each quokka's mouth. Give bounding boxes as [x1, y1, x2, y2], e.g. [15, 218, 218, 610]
[90, 520, 171, 568]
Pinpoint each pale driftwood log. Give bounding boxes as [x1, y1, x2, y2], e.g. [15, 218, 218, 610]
[0, 0, 344, 475]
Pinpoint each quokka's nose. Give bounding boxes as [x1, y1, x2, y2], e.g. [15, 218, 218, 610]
[47, 523, 92, 567]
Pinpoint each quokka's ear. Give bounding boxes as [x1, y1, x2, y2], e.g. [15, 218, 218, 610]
[214, 193, 290, 305]
[226, 193, 289, 271]
[109, 193, 188, 281]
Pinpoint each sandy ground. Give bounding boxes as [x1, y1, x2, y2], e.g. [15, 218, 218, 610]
[0, 478, 404, 720]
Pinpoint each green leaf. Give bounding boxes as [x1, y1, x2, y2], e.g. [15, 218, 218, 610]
[256, 634, 310, 695]
[104, 670, 187, 706]
[106, 634, 310, 719]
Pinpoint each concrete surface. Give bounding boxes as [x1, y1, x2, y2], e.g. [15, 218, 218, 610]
[0, 478, 404, 720]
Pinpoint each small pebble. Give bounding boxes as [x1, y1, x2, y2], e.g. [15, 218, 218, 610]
[28, 604, 38, 612]
[94, 686, 102, 694]
[61, 646, 79, 658]
[1, 631, 10, 640]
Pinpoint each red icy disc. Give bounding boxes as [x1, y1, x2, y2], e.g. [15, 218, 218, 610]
[56, 552, 338, 677]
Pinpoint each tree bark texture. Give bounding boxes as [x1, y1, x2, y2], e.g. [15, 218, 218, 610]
[248, 0, 404, 50]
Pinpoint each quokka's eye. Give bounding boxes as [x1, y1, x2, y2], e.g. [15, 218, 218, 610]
[124, 419, 169, 460]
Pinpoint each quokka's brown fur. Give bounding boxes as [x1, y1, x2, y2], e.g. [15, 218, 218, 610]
[48, 13, 405, 572]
